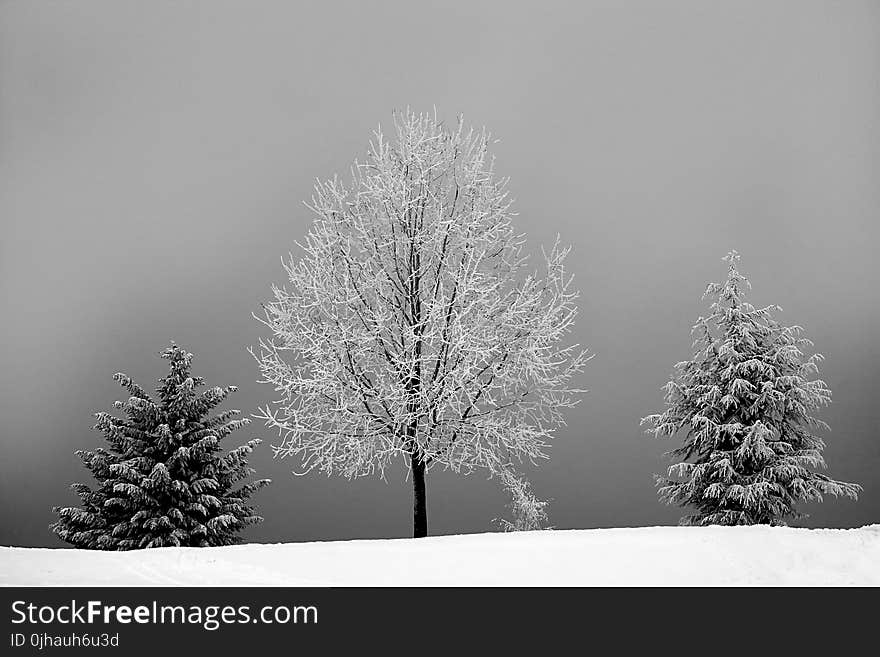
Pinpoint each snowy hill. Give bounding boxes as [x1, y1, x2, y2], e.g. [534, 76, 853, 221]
[2, 525, 879, 586]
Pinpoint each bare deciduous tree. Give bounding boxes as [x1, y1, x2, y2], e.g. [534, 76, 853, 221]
[252, 110, 589, 537]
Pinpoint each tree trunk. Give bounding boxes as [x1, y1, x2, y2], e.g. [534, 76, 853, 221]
[411, 454, 427, 538]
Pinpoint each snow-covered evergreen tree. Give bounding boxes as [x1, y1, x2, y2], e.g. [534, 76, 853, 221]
[52, 344, 270, 549]
[642, 251, 860, 525]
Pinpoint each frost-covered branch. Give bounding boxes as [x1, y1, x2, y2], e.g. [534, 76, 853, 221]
[494, 468, 552, 532]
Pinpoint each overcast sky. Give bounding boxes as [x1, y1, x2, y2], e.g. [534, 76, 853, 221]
[1, 0, 878, 546]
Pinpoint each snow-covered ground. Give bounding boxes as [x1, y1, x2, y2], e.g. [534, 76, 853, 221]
[2, 525, 878, 586]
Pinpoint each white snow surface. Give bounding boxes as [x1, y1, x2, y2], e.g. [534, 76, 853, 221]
[2, 525, 879, 586]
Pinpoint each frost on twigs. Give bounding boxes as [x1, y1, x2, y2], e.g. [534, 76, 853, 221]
[494, 468, 552, 532]
[252, 109, 590, 488]
[641, 251, 860, 526]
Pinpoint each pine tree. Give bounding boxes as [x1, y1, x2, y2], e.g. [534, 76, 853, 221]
[641, 251, 860, 526]
[52, 344, 270, 549]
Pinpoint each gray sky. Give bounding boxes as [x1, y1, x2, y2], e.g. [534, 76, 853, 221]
[1, 0, 877, 547]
